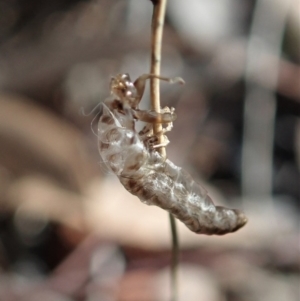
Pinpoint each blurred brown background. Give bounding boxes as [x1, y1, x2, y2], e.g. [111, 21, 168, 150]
[0, 0, 299, 300]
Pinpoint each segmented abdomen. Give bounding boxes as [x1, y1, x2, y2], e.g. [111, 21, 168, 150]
[98, 104, 247, 235]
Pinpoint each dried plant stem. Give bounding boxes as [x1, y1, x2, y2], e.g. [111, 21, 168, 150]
[150, 0, 167, 156]
[149, 1, 179, 300]
[169, 211, 179, 301]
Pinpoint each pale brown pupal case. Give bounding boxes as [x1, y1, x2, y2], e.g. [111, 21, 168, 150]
[98, 73, 247, 235]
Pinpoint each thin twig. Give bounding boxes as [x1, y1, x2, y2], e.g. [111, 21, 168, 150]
[149, 1, 179, 301]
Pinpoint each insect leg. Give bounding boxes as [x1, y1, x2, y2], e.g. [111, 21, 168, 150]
[133, 74, 185, 106]
[138, 123, 153, 138]
[137, 106, 174, 149]
[143, 135, 170, 149]
[151, 136, 170, 149]
[136, 106, 175, 134]
[139, 124, 171, 149]
[160, 106, 175, 133]
[133, 107, 176, 124]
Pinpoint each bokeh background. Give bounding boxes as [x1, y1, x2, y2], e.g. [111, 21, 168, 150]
[0, 0, 299, 300]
